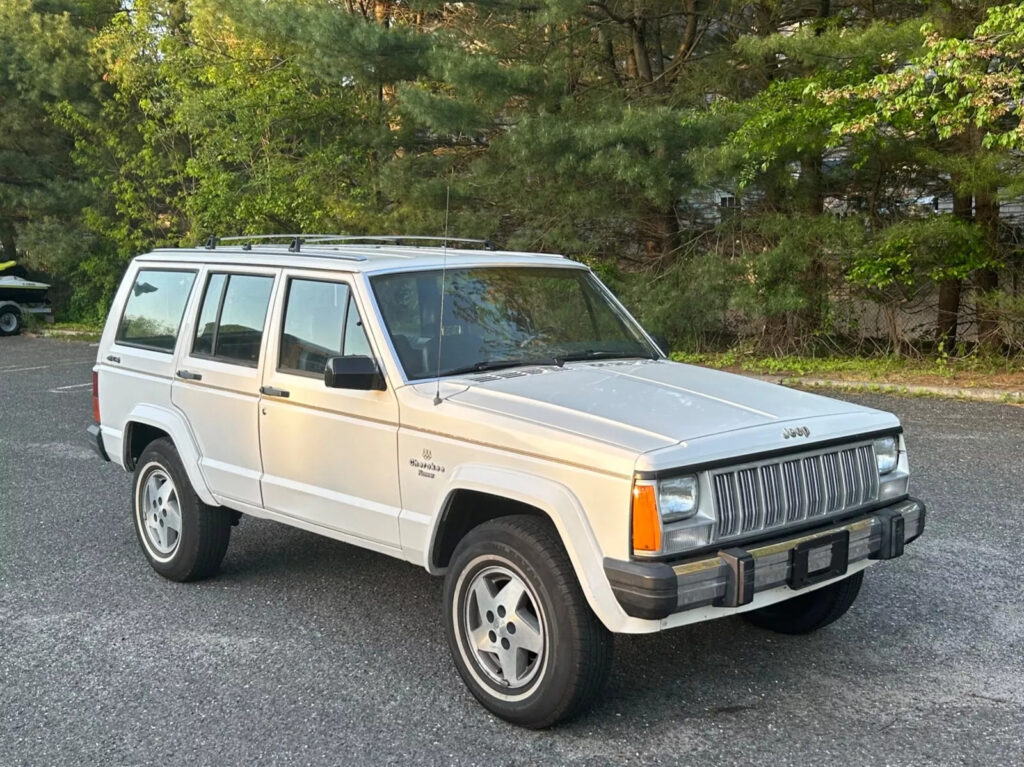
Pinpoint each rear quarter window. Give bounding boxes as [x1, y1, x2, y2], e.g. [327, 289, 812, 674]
[116, 269, 197, 352]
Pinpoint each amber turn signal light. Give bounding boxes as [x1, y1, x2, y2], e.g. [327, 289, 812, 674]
[631, 484, 662, 553]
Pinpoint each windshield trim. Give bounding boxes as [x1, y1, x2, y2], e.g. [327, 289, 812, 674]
[366, 264, 663, 385]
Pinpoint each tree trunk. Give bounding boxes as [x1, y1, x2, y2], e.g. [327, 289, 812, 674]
[935, 280, 962, 351]
[974, 185, 1001, 351]
[796, 155, 825, 343]
[0, 221, 16, 262]
[630, 17, 652, 82]
[597, 26, 620, 86]
[649, 18, 664, 79]
[674, 0, 698, 62]
[936, 188, 973, 347]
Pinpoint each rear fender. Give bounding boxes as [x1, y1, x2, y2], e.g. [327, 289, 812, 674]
[123, 403, 217, 506]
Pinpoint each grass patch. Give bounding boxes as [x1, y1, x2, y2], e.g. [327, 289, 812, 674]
[28, 318, 103, 342]
[671, 348, 1024, 392]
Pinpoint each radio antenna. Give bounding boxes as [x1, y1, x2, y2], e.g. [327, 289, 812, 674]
[433, 182, 451, 406]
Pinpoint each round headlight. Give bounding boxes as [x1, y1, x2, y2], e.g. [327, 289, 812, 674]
[658, 475, 699, 522]
[873, 436, 898, 475]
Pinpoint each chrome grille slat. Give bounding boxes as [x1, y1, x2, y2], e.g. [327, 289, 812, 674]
[713, 473, 738, 538]
[710, 441, 880, 540]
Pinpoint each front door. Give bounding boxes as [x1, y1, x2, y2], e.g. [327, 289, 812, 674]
[172, 266, 279, 507]
[257, 271, 402, 548]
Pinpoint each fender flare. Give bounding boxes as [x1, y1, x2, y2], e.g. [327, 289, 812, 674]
[430, 464, 630, 631]
[123, 403, 218, 506]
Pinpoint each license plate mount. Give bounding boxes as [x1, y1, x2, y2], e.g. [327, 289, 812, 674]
[788, 530, 850, 590]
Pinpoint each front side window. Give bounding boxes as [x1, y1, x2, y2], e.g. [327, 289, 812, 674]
[116, 269, 197, 352]
[192, 273, 274, 365]
[279, 278, 372, 376]
[371, 267, 656, 380]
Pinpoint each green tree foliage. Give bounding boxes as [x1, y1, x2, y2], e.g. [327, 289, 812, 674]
[5, 0, 1024, 356]
[0, 0, 103, 260]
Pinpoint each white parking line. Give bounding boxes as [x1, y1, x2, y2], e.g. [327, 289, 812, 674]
[0, 360, 94, 373]
[50, 382, 92, 392]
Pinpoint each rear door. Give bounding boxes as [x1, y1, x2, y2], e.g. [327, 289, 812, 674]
[257, 269, 402, 548]
[171, 266, 280, 507]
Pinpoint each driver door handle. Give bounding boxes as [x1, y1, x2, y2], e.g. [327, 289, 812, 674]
[259, 385, 290, 398]
[176, 369, 202, 381]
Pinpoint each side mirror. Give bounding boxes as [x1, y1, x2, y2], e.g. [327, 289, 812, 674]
[650, 333, 670, 356]
[324, 355, 387, 391]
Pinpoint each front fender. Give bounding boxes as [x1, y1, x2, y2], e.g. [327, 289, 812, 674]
[429, 464, 632, 632]
[121, 403, 218, 506]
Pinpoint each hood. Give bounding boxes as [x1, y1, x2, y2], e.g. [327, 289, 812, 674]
[401, 359, 899, 478]
[446, 359, 879, 443]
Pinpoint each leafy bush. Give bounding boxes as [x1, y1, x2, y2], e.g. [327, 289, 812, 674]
[625, 250, 736, 351]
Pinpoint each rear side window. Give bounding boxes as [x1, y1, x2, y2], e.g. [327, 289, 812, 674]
[279, 278, 372, 376]
[116, 269, 197, 352]
[192, 273, 274, 365]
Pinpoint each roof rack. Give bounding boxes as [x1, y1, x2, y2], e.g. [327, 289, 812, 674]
[205, 234, 498, 253]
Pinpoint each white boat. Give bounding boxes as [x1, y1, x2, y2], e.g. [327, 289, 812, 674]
[0, 261, 50, 303]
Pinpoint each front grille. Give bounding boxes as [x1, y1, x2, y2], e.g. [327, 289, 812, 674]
[711, 443, 879, 539]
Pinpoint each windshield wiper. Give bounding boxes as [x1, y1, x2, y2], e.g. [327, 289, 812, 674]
[440, 357, 562, 377]
[554, 349, 657, 364]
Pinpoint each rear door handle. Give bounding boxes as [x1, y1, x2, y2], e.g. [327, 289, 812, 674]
[259, 386, 290, 398]
[106, 355, 120, 364]
[176, 369, 203, 381]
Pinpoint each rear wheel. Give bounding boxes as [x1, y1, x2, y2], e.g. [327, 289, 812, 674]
[444, 515, 612, 728]
[132, 438, 232, 582]
[743, 571, 864, 634]
[0, 306, 22, 336]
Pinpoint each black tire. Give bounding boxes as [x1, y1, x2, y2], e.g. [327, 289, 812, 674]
[743, 571, 864, 634]
[0, 306, 22, 336]
[444, 515, 613, 728]
[132, 437, 232, 582]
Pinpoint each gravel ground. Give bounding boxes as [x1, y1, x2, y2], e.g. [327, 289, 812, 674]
[1, 336, 1022, 766]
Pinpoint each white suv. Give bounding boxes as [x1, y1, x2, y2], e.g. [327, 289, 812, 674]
[88, 235, 925, 727]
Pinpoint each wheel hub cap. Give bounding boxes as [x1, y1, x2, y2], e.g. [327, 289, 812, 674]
[141, 469, 181, 555]
[464, 564, 545, 690]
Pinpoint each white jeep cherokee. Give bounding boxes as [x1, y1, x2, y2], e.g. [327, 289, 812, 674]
[88, 235, 925, 727]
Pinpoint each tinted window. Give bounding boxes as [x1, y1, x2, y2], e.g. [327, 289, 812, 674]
[192, 273, 274, 365]
[116, 269, 197, 352]
[279, 278, 372, 375]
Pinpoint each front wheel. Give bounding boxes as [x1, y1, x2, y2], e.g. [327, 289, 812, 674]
[444, 515, 612, 728]
[743, 571, 864, 634]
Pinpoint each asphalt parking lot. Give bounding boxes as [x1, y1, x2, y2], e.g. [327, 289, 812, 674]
[1, 335, 1022, 766]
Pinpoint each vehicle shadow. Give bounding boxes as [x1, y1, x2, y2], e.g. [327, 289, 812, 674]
[211, 516, 911, 732]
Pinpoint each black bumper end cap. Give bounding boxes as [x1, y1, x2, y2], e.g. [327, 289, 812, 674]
[604, 558, 677, 620]
[904, 496, 926, 545]
[713, 548, 755, 607]
[87, 423, 110, 462]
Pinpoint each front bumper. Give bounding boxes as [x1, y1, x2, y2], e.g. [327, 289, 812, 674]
[605, 497, 926, 620]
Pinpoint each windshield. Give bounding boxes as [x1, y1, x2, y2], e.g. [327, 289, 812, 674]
[370, 266, 658, 380]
